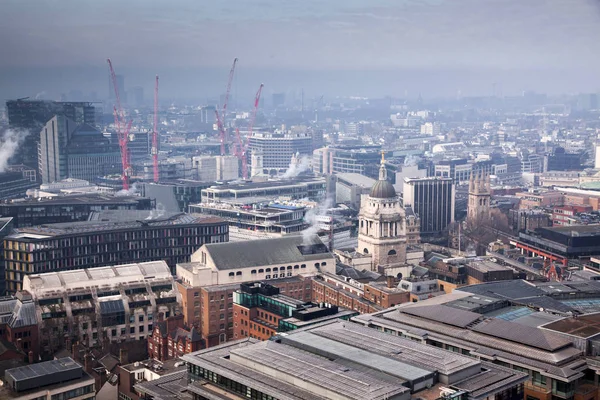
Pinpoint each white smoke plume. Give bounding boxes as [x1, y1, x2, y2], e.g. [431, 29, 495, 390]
[115, 182, 139, 197]
[145, 202, 166, 220]
[282, 154, 311, 179]
[403, 154, 421, 167]
[301, 195, 334, 246]
[0, 129, 28, 173]
[34, 91, 47, 100]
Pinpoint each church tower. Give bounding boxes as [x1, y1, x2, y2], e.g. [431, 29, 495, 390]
[357, 153, 409, 270]
[467, 171, 491, 224]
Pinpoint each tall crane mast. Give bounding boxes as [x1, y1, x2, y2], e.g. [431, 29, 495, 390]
[152, 75, 159, 183]
[241, 83, 264, 179]
[107, 58, 132, 190]
[215, 58, 238, 155]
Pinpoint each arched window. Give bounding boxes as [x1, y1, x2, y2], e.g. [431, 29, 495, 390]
[396, 272, 403, 280]
[258, 269, 264, 273]
[266, 268, 271, 272]
[363, 248, 369, 254]
[300, 264, 306, 269]
[228, 272, 234, 277]
[314, 263, 320, 268]
[360, 220, 364, 228]
[236, 271, 242, 276]
[287, 266, 292, 270]
[321, 262, 327, 266]
[280, 266, 285, 271]
[388, 249, 397, 255]
[251, 270, 257, 274]
[293, 265, 299, 269]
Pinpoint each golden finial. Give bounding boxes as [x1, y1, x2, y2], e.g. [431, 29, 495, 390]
[381, 150, 386, 163]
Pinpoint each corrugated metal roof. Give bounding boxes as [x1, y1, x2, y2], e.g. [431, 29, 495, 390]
[471, 318, 573, 351]
[400, 304, 482, 328]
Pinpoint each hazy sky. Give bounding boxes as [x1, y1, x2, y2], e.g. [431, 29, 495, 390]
[1, 0, 600, 100]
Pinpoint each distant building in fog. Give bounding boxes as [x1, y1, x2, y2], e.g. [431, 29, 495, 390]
[39, 115, 121, 184]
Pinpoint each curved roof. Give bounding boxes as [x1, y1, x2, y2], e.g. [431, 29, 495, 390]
[370, 179, 397, 199]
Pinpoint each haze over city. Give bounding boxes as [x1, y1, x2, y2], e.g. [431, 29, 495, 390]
[1, 0, 600, 101]
[3, 1, 600, 400]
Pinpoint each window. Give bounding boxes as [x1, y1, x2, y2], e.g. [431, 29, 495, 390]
[228, 272, 234, 277]
[220, 314, 224, 320]
[138, 315, 144, 322]
[321, 262, 327, 266]
[236, 271, 242, 276]
[294, 265, 299, 269]
[301, 264, 306, 268]
[194, 292, 199, 297]
[251, 270, 257, 274]
[259, 269, 264, 273]
[388, 249, 397, 255]
[265, 275, 271, 279]
[266, 268, 271, 272]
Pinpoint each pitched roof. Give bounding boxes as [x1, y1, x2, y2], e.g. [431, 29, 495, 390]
[204, 235, 331, 270]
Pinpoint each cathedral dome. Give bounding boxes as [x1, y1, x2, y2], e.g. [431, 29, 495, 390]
[369, 151, 396, 199]
[370, 179, 397, 199]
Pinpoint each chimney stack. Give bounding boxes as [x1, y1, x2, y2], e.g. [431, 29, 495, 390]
[386, 276, 395, 289]
[119, 348, 128, 365]
[158, 312, 164, 322]
[28, 351, 34, 364]
[72, 342, 78, 360]
[84, 353, 91, 372]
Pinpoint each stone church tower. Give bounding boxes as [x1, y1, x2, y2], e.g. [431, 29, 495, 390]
[467, 171, 491, 224]
[357, 153, 411, 270]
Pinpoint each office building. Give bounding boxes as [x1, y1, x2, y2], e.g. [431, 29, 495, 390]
[39, 115, 121, 184]
[3, 211, 228, 292]
[0, 171, 38, 201]
[516, 189, 564, 209]
[248, 130, 313, 173]
[232, 282, 357, 340]
[201, 177, 328, 203]
[6, 99, 97, 172]
[190, 202, 306, 234]
[335, 173, 376, 210]
[433, 158, 471, 184]
[22, 261, 179, 356]
[192, 155, 239, 181]
[514, 224, 600, 265]
[0, 194, 153, 228]
[176, 235, 334, 346]
[403, 177, 454, 236]
[545, 147, 583, 172]
[182, 320, 527, 400]
[130, 86, 144, 107]
[271, 92, 285, 108]
[357, 156, 420, 269]
[312, 145, 382, 178]
[420, 121, 441, 135]
[140, 180, 209, 212]
[1, 358, 95, 400]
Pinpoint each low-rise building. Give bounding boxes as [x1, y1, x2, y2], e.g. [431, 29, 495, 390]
[0, 357, 95, 400]
[201, 177, 328, 203]
[183, 320, 528, 400]
[465, 260, 515, 285]
[147, 315, 203, 362]
[22, 261, 180, 357]
[176, 235, 333, 347]
[0, 292, 39, 361]
[118, 358, 187, 400]
[232, 282, 357, 341]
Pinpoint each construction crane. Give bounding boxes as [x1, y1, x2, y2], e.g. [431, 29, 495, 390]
[152, 75, 159, 183]
[107, 58, 133, 190]
[215, 58, 238, 155]
[240, 83, 264, 179]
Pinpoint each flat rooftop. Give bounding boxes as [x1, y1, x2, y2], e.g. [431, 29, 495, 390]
[542, 313, 600, 338]
[0, 194, 142, 206]
[10, 213, 224, 238]
[468, 260, 512, 273]
[539, 225, 600, 237]
[205, 177, 326, 192]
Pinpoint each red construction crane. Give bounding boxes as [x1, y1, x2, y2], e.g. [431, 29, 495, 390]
[240, 83, 264, 179]
[215, 58, 238, 155]
[107, 58, 132, 190]
[152, 75, 159, 183]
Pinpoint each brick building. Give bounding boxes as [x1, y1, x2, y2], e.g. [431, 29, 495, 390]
[147, 315, 203, 361]
[175, 235, 332, 347]
[0, 291, 39, 362]
[232, 282, 356, 341]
